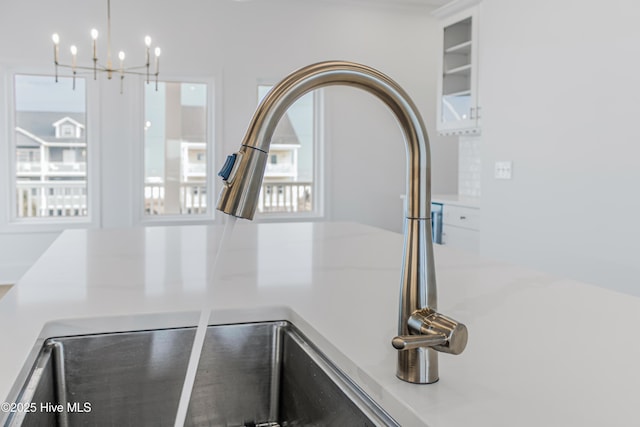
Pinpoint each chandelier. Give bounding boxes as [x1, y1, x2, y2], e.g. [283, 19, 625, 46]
[51, 0, 161, 93]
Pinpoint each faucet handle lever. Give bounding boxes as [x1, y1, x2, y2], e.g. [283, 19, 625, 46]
[392, 308, 468, 355]
[392, 333, 447, 350]
[218, 153, 238, 181]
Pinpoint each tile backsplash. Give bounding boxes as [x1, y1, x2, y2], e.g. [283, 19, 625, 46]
[458, 135, 482, 197]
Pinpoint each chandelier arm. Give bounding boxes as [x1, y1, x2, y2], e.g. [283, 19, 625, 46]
[55, 63, 150, 76]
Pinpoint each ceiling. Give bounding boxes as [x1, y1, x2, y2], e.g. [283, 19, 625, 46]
[365, 0, 449, 5]
[236, 0, 450, 7]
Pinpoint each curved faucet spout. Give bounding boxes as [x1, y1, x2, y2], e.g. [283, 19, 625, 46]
[217, 61, 430, 221]
[216, 61, 466, 384]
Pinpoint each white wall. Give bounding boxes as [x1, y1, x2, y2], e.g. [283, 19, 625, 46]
[0, 0, 457, 282]
[479, 0, 640, 293]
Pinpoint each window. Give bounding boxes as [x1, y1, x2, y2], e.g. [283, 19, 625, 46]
[12, 75, 89, 219]
[256, 84, 320, 216]
[61, 124, 75, 138]
[143, 81, 209, 216]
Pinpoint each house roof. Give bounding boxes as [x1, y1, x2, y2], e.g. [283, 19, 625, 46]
[15, 111, 86, 146]
[16, 131, 41, 148]
[176, 105, 300, 147]
[271, 113, 301, 146]
[52, 116, 85, 129]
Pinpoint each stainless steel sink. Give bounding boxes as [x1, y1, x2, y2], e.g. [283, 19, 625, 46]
[5, 321, 398, 426]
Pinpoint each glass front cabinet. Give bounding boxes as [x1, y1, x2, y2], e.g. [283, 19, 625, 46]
[436, 7, 480, 135]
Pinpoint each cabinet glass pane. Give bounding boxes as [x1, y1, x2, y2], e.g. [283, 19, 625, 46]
[441, 17, 472, 124]
[442, 93, 472, 123]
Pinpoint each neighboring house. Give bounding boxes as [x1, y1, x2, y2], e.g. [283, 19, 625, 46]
[181, 142, 207, 183]
[15, 112, 87, 217]
[264, 114, 301, 182]
[168, 140, 207, 215]
[144, 101, 209, 215]
[14, 108, 307, 217]
[16, 112, 86, 178]
[259, 113, 311, 213]
[176, 108, 301, 185]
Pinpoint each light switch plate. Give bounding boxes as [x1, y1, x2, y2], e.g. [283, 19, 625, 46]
[494, 161, 512, 179]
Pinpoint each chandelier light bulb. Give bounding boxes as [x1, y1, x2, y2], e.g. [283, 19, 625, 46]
[154, 47, 161, 57]
[91, 29, 99, 40]
[118, 51, 125, 61]
[70, 44, 78, 80]
[145, 36, 151, 47]
[52, 33, 60, 65]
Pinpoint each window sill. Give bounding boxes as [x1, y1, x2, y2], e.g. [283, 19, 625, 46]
[137, 214, 217, 227]
[254, 212, 325, 223]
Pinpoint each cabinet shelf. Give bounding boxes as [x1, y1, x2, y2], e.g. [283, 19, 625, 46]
[443, 89, 471, 97]
[444, 64, 471, 75]
[445, 40, 472, 54]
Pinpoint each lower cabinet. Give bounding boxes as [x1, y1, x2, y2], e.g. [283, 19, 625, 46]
[441, 204, 480, 252]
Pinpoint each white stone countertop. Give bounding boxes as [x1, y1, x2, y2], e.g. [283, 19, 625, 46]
[1, 221, 639, 426]
[432, 194, 481, 209]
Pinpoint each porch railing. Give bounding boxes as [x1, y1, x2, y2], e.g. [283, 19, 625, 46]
[257, 182, 312, 213]
[144, 183, 207, 215]
[14, 180, 313, 218]
[16, 181, 87, 217]
[16, 162, 86, 174]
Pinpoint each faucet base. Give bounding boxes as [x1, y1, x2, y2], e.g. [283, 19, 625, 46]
[396, 347, 439, 384]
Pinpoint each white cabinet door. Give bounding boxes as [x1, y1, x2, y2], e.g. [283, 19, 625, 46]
[443, 204, 481, 230]
[442, 226, 480, 253]
[436, 7, 480, 136]
[441, 203, 480, 252]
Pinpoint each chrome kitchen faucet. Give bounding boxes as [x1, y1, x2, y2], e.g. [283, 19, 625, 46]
[216, 61, 467, 383]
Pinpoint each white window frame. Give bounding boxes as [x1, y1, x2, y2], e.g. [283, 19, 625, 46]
[253, 81, 325, 222]
[133, 76, 217, 226]
[0, 68, 100, 233]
